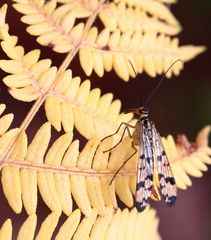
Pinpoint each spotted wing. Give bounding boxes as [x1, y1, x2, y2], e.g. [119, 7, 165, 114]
[135, 125, 154, 212]
[152, 125, 177, 206]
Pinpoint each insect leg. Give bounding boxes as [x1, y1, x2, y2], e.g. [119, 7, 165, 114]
[101, 122, 135, 153]
[110, 142, 137, 185]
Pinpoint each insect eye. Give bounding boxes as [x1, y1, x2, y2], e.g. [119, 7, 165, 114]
[138, 109, 142, 114]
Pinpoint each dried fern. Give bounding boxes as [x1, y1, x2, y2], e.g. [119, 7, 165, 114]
[0, 4, 204, 136]
[99, 1, 181, 35]
[0, 12, 133, 137]
[1, 118, 210, 216]
[7, 0, 205, 81]
[0, 2, 210, 240]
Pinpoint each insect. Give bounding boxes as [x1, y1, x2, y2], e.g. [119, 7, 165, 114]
[102, 60, 182, 212]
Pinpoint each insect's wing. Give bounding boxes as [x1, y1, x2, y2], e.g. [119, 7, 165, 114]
[152, 125, 177, 206]
[135, 126, 154, 212]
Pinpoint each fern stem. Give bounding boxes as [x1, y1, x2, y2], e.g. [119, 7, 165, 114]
[0, 97, 43, 163]
[0, 0, 107, 164]
[56, 0, 107, 75]
[21, 0, 107, 132]
[18, 0, 107, 131]
[0, 160, 136, 177]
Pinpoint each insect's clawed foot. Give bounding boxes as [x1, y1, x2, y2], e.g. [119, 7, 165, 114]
[109, 178, 115, 185]
[103, 149, 110, 153]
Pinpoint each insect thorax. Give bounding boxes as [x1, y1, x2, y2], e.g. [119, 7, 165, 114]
[131, 107, 149, 145]
[139, 107, 149, 121]
[140, 113, 149, 127]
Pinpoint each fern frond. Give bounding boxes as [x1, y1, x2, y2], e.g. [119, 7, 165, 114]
[0, 4, 7, 28]
[114, 0, 178, 25]
[0, 103, 23, 214]
[10, 0, 205, 81]
[0, 219, 12, 240]
[165, 126, 211, 189]
[0, 10, 133, 138]
[1, 121, 210, 215]
[13, 0, 178, 36]
[1, 132, 26, 215]
[1, 123, 110, 216]
[0, 103, 20, 158]
[0, 2, 209, 240]
[12, 0, 99, 52]
[0, 104, 13, 135]
[80, 28, 206, 80]
[99, 2, 181, 35]
[0, 207, 161, 240]
[0, 29, 57, 102]
[0, 5, 209, 213]
[96, 125, 211, 207]
[17, 214, 37, 240]
[45, 75, 133, 137]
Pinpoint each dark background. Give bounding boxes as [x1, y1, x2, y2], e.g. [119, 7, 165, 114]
[0, 1, 211, 239]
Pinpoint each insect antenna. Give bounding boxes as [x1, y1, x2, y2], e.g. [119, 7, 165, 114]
[143, 59, 184, 107]
[128, 60, 143, 107]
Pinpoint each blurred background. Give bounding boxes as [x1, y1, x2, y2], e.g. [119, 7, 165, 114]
[0, 1, 210, 239]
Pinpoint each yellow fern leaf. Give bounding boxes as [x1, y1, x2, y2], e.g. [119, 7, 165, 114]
[55, 209, 81, 240]
[99, 1, 181, 35]
[70, 175, 93, 217]
[105, 209, 121, 239]
[0, 123, 112, 215]
[0, 97, 208, 217]
[0, 32, 57, 101]
[0, 219, 12, 240]
[20, 122, 50, 214]
[73, 209, 98, 240]
[80, 28, 205, 80]
[0, 104, 6, 115]
[36, 130, 75, 214]
[0, 2, 209, 240]
[0, 20, 133, 137]
[38, 169, 63, 212]
[1, 120, 209, 216]
[0, 112, 13, 135]
[8, 0, 205, 81]
[35, 212, 61, 240]
[17, 214, 37, 240]
[12, 0, 95, 51]
[2, 165, 22, 213]
[0, 104, 21, 213]
[45, 73, 133, 137]
[0, 4, 7, 28]
[0, 207, 160, 240]
[114, 0, 178, 25]
[0, 4, 205, 140]
[106, 125, 211, 205]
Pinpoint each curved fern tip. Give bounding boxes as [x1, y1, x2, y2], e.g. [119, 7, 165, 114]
[198, 46, 207, 53]
[0, 4, 7, 12]
[196, 125, 211, 148]
[179, 45, 206, 62]
[0, 4, 7, 26]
